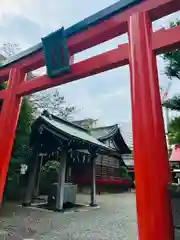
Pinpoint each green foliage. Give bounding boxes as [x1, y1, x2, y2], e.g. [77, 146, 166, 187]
[41, 160, 60, 173]
[162, 20, 180, 146]
[0, 43, 34, 163]
[0, 81, 7, 90]
[119, 166, 132, 181]
[12, 97, 34, 162]
[4, 158, 22, 200]
[4, 98, 34, 200]
[163, 20, 180, 80]
[0, 42, 77, 200]
[168, 117, 180, 145]
[40, 160, 60, 194]
[163, 95, 180, 111]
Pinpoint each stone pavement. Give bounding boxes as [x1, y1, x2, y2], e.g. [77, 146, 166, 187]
[0, 192, 137, 240]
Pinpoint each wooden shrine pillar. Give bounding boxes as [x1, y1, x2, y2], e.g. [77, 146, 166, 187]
[56, 151, 67, 210]
[34, 153, 45, 197]
[128, 12, 173, 240]
[90, 155, 97, 206]
[22, 148, 39, 206]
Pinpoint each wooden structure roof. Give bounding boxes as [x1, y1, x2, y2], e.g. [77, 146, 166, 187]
[31, 111, 115, 155]
[90, 124, 131, 154]
[30, 112, 131, 157]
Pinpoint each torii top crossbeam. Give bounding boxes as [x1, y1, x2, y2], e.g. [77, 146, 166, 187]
[0, 0, 179, 82]
[0, 0, 142, 69]
[0, 0, 179, 240]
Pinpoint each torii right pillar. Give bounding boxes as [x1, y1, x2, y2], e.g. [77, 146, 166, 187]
[128, 12, 173, 240]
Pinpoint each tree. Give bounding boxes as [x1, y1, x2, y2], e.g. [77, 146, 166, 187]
[40, 160, 60, 194]
[162, 20, 180, 110]
[30, 89, 77, 120]
[161, 20, 180, 146]
[0, 43, 34, 200]
[162, 20, 180, 111]
[12, 97, 34, 162]
[2, 96, 34, 200]
[0, 43, 34, 162]
[162, 20, 180, 80]
[119, 166, 132, 181]
[0, 43, 77, 200]
[0, 42, 34, 80]
[0, 42, 20, 57]
[168, 117, 180, 145]
[163, 95, 180, 111]
[0, 42, 77, 120]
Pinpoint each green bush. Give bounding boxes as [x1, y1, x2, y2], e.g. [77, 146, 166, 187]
[3, 97, 34, 201]
[119, 166, 132, 182]
[40, 160, 60, 194]
[4, 158, 23, 201]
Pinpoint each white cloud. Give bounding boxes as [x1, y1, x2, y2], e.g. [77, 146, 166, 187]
[55, 66, 131, 126]
[98, 88, 127, 101]
[0, 0, 118, 32]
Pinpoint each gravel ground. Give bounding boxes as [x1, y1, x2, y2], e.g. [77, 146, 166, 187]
[0, 192, 137, 240]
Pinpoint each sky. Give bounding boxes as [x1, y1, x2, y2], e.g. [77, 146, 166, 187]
[0, 0, 179, 134]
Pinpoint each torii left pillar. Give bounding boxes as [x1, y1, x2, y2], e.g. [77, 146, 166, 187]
[0, 68, 24, 204]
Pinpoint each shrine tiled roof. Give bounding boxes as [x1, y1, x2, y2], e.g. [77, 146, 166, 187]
[33, 111, 113, 151]
[118, 122, 133, 150]
[90, 125, 118, 140]
[32, 111, 131, 155]
[90, 124, 131, 154]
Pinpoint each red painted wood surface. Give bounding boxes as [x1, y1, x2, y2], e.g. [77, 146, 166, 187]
[0, 24, 178, 100]
[0, 69, 25, 202]
[128, 12, 173, 240]
[0, 0, 179, 238]
[73, 178, 131, 185]
[15, 45, 129, 96]
[0, 0, 179, 80]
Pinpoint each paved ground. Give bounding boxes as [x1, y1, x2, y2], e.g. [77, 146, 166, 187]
[0, 192, 137, 240]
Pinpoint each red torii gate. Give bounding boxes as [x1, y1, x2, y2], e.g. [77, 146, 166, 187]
[0, 0, 179, 239]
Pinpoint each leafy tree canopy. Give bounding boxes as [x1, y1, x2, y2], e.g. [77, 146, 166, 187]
[168, 117, 180, 145]
[163, 95, 180, 111]
[162, 20, 180, 80]
[30, 89, 77, 120]
[162, 20, 180, 145]
[12, 97, 34, 163]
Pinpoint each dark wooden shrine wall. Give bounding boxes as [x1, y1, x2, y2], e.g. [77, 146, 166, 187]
[96, 165, 120, 178]
[96, 155, 119, 168]
[69, 155, 121, 181]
